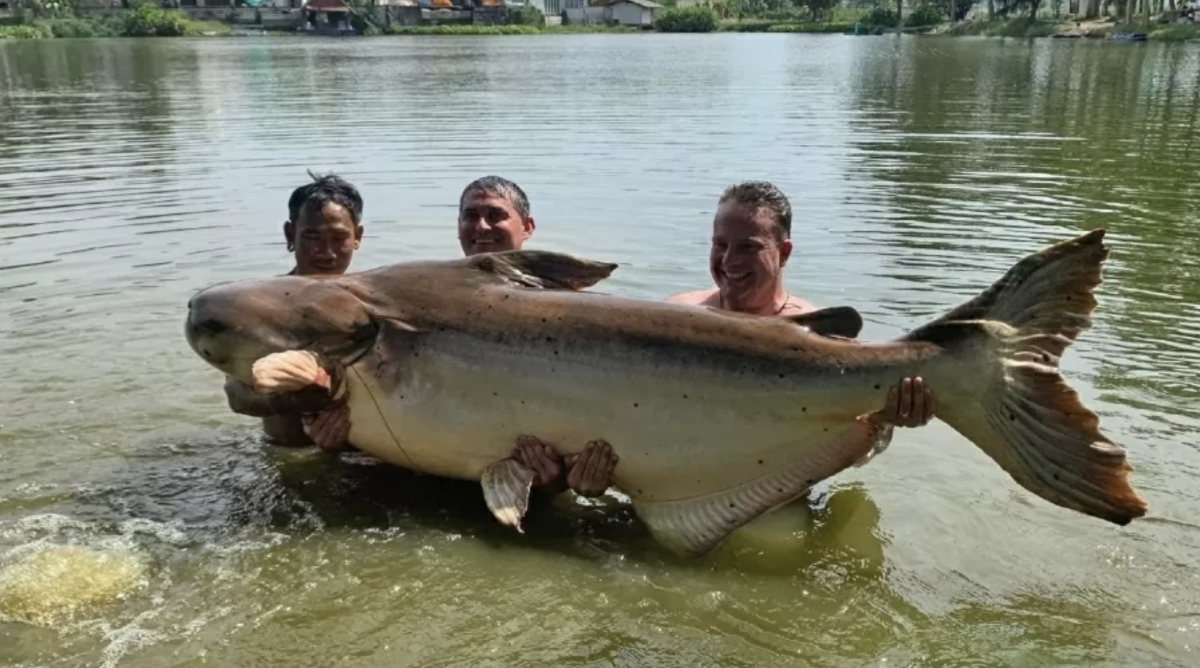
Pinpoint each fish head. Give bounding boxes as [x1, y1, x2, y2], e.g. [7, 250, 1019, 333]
[184, 274, 376, 384]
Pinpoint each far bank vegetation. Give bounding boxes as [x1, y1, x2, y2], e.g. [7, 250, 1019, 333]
[655, 0, 1196, 38]
[1, 0, 1196, 40]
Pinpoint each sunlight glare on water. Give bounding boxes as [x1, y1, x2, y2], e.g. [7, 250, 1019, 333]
[0, 34, 1198, 667]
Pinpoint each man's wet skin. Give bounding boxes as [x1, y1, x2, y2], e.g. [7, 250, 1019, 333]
[222, 173, 364, 449]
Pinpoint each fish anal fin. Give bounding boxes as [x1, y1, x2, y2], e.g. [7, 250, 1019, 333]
[481, 459, 536, 533]
[471, 250, 618, 291]
[780, 306, 864, 340]
[634, 419, 890, 557]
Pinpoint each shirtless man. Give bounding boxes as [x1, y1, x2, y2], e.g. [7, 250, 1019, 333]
[522, 180, 937, 499]
[668, 180, 936, 428]
[222, 172, 365, 448]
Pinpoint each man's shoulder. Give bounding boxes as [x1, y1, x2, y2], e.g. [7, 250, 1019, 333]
[665, 288, 719, 305]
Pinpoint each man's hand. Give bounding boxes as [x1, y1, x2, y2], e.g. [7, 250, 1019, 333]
[875, 377, 936, 428]
[512, 437, 618, 498]
[564, 440, 618, 498]
[513, 435, 566, 489]
[301, 403, 351, 452]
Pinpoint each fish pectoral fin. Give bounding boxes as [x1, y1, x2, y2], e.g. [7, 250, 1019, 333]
[634, 419, 890, 558]
[780, 306, 864, 340]
[471, 250, 618, 291]
[481, 459, 537, 533]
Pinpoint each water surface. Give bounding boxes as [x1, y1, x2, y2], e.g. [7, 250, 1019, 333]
[1, 34, 1198, 667]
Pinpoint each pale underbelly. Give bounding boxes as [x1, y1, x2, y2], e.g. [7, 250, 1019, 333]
[340, 352, 878, 503]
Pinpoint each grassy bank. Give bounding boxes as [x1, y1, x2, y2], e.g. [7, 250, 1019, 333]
[0, 6, 229, 39]
[938, 18, 1199, 41]
[1146, 23, 1200, 40]
[716, 20, 856, 33]
[939, 18, 1066, 38]
[384, 24, 635, 36]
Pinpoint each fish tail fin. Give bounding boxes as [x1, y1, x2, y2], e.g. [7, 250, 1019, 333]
[903, 229, 1148, 526]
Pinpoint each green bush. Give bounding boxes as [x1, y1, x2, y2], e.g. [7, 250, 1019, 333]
[507, 4, 546, 27]
[44, 17, 119, 38]
[717, 20, 776, 32]
[904, 3, 943, 27]
[1149, 24, 1199, 41]
[0, 23, 52, 39]
[121, 4, 191, 37]
[862, 6, 898, 27]
[0, 7, 225, 39]
[387, 24, 540, 35]
[765, 22, 855, 33]
[656, 6, 718, 32]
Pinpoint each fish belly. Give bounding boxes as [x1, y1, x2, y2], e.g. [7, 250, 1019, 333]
[345, 332, 911, 504]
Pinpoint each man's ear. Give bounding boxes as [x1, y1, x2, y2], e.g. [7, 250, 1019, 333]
[779, 238, 793, 266]
[284, 221, 296, 249]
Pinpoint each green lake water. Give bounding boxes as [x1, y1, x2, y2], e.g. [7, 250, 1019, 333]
[0, 34, 1197, 667]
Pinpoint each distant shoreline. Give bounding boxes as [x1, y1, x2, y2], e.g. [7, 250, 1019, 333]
[2, 10, 1196, 42]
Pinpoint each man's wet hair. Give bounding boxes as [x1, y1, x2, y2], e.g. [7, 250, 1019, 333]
[288, 170, 364, 225]
[719, 181, 792, 241]
[459, 175, 531, 222]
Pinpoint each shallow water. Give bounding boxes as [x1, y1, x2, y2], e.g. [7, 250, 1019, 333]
[0, 34, 1198, 667]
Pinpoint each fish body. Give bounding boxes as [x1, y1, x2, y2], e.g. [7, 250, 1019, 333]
[185, 230, 1148, 555]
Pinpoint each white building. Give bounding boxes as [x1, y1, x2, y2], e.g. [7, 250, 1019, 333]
[606, 0, 660, 27]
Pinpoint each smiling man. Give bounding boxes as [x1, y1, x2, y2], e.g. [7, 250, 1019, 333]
[223, 172, 365, 448]
[457, 175, 536, 255]
[668, 180, 936, 427]
[454, 175, 618, 500]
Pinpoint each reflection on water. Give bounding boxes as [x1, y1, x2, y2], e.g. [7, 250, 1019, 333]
[0, 35, 1198, 667]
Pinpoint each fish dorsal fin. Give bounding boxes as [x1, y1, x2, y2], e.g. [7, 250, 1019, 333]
[470, 250, 618, 291]
[780, 306, 864, 340]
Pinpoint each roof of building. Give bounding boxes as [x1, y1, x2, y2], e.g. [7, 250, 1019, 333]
[606, 0, 663, 7]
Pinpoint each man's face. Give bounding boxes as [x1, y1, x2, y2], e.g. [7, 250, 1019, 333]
[709, 201, 792, 312]
[458, 189, 534, 256]
[285, 201, 362, 276]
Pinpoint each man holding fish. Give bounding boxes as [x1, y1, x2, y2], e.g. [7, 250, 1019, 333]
[455, 175, 936, 501]
[193, 179, 1144, 554]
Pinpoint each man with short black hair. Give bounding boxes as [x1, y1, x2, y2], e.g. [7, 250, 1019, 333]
[223, 171, 366, 448]
[283, 171, 365, 276]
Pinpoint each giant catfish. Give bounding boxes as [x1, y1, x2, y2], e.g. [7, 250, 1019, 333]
[183, 229, 1148, 556]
